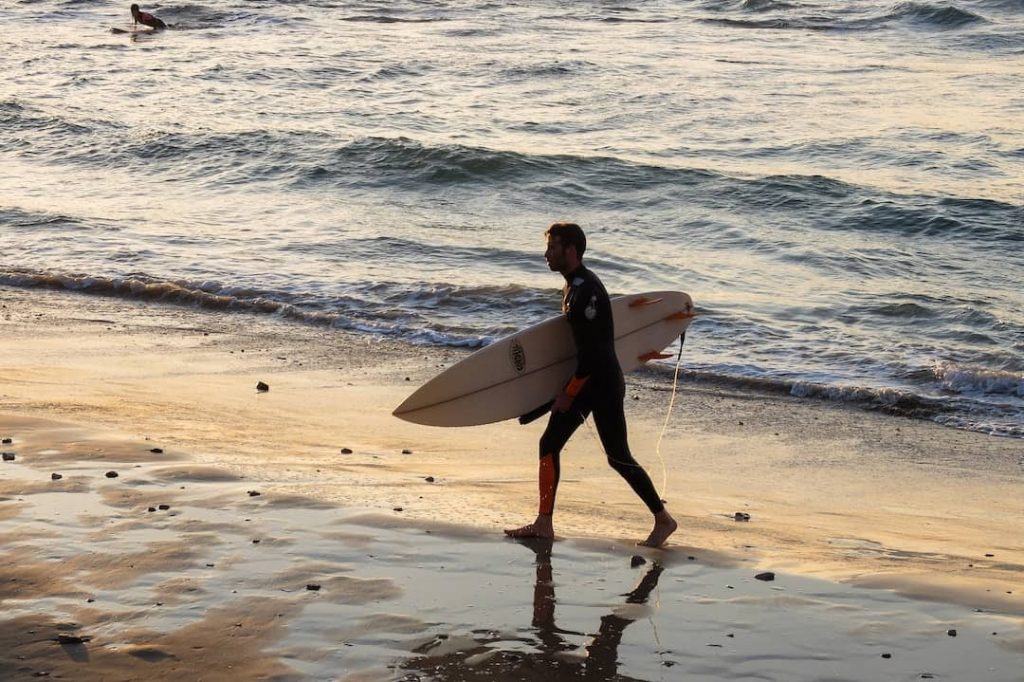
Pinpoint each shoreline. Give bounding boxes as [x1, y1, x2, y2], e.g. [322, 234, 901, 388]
[2, 284, 1023, 678]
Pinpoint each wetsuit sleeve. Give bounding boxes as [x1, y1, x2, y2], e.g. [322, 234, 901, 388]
[565, 279, 601, 381]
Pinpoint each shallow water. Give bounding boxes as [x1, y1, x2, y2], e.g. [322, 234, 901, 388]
[1, 0, 1022, 436]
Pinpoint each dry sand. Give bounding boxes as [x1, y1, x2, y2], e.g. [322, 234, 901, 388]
[1, 285, 1022, 680]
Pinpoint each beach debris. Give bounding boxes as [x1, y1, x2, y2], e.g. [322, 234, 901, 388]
[2, 452, 15, 461]
[1, 438, 11, 444]
[256, 381, 269, 392]
[148, 507, 156, 512]
[734, 512, 750, 522]
[630, 555, 647, 568]
[340, 447, 353, 454]
[53, 634, 92, 645]
[921, 675, 935, 679]
[393, 507, 404, 512]
[881, 653, 892, 659]
[754, 572, 775, 582]
[985, 553, 994, 557]
[252, 539, 261, 544]
[947, 629, 957, 637]
[149, 447, 163, 454]
[425, 476, 435, 483]
[248, 490, 262, 497]
[402, 449, 413, 455]
[105, 471, 118, 478]
[306, 584, 321, 591]
[51, 473, 62, 481]
[158, 504, 170, 510]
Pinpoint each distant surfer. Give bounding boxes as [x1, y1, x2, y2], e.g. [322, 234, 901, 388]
[504, 223, 678, 548]
[130, 3, 167, 30]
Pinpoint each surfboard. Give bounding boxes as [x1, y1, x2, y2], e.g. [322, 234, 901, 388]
[393, 291, 695, 427]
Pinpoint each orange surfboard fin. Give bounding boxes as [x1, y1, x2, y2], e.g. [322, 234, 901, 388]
[665, 310, 695, 321]
[638, 351, 673, 362]
[629, 296, 663, 308]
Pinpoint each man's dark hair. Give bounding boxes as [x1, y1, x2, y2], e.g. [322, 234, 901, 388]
[545, 222, 586, 258]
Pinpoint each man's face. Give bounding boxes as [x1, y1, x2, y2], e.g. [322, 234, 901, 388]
[545, 236, 566, 272]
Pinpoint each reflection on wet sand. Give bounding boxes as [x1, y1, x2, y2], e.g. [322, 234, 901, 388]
[402, 539, 665, 681]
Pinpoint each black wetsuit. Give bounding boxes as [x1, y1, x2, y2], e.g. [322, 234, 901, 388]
[538, 264, 664, 515]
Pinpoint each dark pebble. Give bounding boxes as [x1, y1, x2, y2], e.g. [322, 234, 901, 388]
[340, 448, 353, 454]
[148, 507, 156, 512]
[256, 381, 269, 392]
[921, 675, 935, 679]
[105, 471, 118, 478]
[881, 653, 892, 659]
[1, 438, 11, 444]
[2, 453, 15, 461]
[630, 555, 647, 568]
[688, 556, 696, 561]
[662, 661, 676, 667]
[158, 504, 170, 510]
[206, 563, 215, 567]
[252, 539, 261, 544]
[754, 572, 775, 581]
[402, 449, 413, 455]
[306, 584, 321, 591]
[425, 476, 435, 483]
[985, 553, 994, 557]
[734, 512, 750, 522]
[248, 490, 261, 497]
[393, 507, 403, 512]
[947, 629, 957, 637]
[87, 598, 94, 603]
[149, 448, 163, 454]
[54, 634, 91, 645]
[51, 473, 62, 481]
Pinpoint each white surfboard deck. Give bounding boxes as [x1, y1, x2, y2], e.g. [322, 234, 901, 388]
[393, 290, 695, 427]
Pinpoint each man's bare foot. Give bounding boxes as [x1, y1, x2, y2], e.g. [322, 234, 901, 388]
[504, 514, 554, 539]
[638, 511, 677, 548]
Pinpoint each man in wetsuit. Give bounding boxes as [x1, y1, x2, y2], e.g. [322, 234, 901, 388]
[130, 4, 167, 30]
[504, 223, 678, 548]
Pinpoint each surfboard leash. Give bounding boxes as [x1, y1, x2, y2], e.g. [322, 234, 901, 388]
[654, 332, 686, 499]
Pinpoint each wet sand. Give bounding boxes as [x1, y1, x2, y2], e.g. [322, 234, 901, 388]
[1, 285, 1022, 680]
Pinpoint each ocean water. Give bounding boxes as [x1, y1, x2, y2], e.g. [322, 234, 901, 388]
[1, 0, 1022, 437]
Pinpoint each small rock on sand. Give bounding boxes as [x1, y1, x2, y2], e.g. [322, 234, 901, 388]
[148, 507, 156, 512]
[402, 449, 413, 455]
[393, 507, 403, 512]
[630, 555, 647, 568]
[1, 438, 12, 444]
[734, 512, 751, 522]
[54, 634, 92, 645]
[306, 584, 321, 591]
[754, 572, 775, 581]
[149, 448, 163, 454]
[51, 473, 62, 480]
[256, 381, 269, 392]
[425, 476, 435, 483]
[340, 448, 353, 454]
[947, 629, 957, 637]
[2, 453, 15, 461]
[105, 471, 118, 478]
[158, 504, 170, 510]
[248, 490, 261, 497]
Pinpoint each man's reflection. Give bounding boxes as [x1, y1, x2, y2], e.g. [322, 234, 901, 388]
[402, 539, 665, 680]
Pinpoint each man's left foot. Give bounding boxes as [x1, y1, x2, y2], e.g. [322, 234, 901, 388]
[638, 515, 677, 548]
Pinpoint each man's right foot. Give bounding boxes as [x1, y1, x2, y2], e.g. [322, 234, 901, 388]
[504, 515, 554, 539]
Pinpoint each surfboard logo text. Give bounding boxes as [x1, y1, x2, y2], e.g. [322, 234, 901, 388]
[509, 338, 527, 374]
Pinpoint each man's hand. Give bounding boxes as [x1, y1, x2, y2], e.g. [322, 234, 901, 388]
[552, 391, 574, 414]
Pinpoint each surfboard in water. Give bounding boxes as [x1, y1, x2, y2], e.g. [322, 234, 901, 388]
[393, 291, 695, 427]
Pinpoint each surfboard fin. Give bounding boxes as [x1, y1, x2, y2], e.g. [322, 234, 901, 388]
[665, 310, 695, 321]
[638, 351, 673, 363]
[518, 400, 554, 425]
[629, 296, 664, 308]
